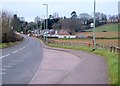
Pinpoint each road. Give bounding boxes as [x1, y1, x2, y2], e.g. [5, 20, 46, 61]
[0, 34, 43, 84]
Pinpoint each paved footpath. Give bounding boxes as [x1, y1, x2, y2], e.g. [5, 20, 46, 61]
[30, 43, 108, 84]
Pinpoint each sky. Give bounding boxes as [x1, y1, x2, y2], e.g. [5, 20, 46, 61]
[1, 0, 120, 22]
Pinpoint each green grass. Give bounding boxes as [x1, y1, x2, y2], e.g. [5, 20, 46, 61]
[0, 39, 24, 49]
[86, 23, 118, 32]
[47, 43, 118, 84]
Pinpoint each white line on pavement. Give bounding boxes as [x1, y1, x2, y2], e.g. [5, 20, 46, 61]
[0, 54, 10, 58]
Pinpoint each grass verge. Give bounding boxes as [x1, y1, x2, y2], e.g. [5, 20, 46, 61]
[0, 39, 25, 49]
[47, 43, 118, 84]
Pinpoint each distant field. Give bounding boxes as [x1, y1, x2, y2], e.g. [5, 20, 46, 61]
[77, 23, 119, 38]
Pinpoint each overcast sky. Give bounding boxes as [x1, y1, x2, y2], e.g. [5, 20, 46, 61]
[1, 0, 120, 22]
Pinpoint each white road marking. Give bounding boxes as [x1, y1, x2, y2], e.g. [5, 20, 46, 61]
[3, 66, 12, 68]
[0, 54, 10, 58]
[12, 44, 29, 54]
[0, 72, 6, 75]
[14, 60, 24, 62]
[13, 50, 19, 53]
[8, 63, 16, 66]
[0, 69, 7, 71]
[0, 44, 29, 58]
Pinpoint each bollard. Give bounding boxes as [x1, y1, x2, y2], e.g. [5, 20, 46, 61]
[110, 46, 113, 52]
[88, 43, 91, 48]
[113, 47, 116, 53]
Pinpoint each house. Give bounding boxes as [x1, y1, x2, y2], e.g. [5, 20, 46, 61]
[58, 30, 70, 35]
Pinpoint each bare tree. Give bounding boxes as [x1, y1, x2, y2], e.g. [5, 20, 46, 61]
[79, 13, 92, 20]
[58, 19, 82, 34]
[34, 16, 42, 29]
[53, 12, 59, 18]
[1, 10, 13, 42]
[71, 11, 78, 19]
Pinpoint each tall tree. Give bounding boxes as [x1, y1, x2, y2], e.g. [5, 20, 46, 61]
[58, 19, 82, 34]
[71, 11, 77, 19]
[10, 14, 22, 32]
[53, 12, 59, 18]
[34, 16, 41, 29]
[79, 13, 92, 20]
[1, 10, 13, 42]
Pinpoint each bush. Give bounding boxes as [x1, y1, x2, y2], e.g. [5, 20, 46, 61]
[102, 30, 107, 32]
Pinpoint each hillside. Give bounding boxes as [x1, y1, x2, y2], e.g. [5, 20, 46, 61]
[85, 23, 118, 32]
[76, 23, 119, 39]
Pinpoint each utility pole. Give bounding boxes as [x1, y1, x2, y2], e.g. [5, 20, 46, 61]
[43, 4, 48, 43]
[93, 0, 96, 51]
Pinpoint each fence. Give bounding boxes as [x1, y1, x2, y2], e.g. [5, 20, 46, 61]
[48, 40, 120, 53]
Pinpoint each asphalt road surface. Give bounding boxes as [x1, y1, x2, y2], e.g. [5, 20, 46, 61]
[0, 34, 43, 84]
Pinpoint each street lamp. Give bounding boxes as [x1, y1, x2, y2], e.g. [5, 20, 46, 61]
[93, 0, 96, 51]
[43, 4, 48, 43]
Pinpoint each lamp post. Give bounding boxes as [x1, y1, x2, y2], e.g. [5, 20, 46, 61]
[93, 0, 96, 51]
[43, 4, 48, 43]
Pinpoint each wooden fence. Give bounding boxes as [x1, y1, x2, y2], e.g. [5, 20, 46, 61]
[48, 40, 120, 53]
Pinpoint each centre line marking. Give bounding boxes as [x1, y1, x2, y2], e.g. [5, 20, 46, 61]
[12, 44, 29, 54]
[3, 66, 12, 68]
[0, 69, 7, 71]
[13, 50, 19, 53]
[0, 54, 10, 58]
[8, 63, 15, 66]
[0, 72, 6, 75]
[14, 60, 24, 62]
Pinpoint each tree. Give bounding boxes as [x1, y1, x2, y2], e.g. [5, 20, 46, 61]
[71, 11, 77, 19]
[52, 23, 61, 30]
[49, 15, 53, 19]
[58, 19, 82, 34]
[79, 13, 92, 20]
[19, 17, 25, 22]
[21, 21, 28, 33]
[108, 15, 118, 22]
[95, 12, 107, 21]
[118, 14, 120, 22]
[1, 10, 13, 42]
[53, 12, 59, 18]
[10, 14, 22, 32]
[27, 22, 36, 31]
[34, 16, 42, 29]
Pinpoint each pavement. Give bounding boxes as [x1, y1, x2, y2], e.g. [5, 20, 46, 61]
[30, 40, 108, 84]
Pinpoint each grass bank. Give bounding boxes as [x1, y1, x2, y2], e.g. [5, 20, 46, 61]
[0, 39, 24, 49]
[47, 43, 118, 84]
[86, 23, 118, 32]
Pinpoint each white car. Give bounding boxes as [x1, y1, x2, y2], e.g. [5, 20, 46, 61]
[28, 34, 31, 37]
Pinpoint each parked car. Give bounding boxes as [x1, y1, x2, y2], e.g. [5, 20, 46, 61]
[28, 34, 31, 37]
